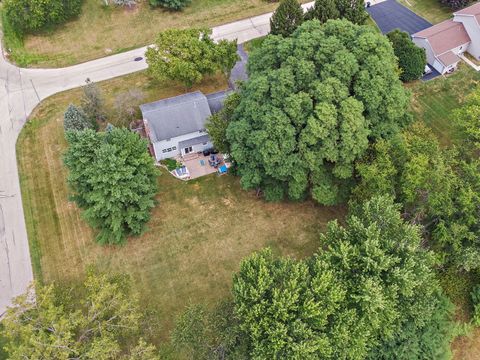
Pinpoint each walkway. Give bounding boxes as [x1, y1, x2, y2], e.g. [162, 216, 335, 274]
[0, 3, 317, 316]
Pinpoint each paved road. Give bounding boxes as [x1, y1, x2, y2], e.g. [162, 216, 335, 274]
[0, 3, 316, 316]
[366, 0, 431, 34]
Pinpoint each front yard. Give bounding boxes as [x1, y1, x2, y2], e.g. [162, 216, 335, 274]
[5, 0, 290, 67]
[398, 0, 451, 24]
[17, 71, 345, 340]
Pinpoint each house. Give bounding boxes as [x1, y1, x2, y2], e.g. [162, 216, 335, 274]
[140, 90, 228, 161]
[412, 3, 480, 74]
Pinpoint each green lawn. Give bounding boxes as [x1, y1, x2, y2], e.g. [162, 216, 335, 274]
[3, 0, 304, 68]
[407, 64, 480, 146]
[398, 0, 451, 24]
[16, 71, 345, 342]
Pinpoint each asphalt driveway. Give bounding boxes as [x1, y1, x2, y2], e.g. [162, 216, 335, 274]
[367, 0, 432, 34]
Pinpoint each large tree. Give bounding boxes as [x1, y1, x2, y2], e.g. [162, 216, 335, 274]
[354, 122, 480, 271]
[64, 128, 159, 245]
[387, 29, 427, 82]
[232, 196, 454, 359]
[270, 0, 304, 37]
[146, 28, 238, 87]
[227, 20, 410, 205]
[63, 104, 93, 132]
[1, 272, 159, 359]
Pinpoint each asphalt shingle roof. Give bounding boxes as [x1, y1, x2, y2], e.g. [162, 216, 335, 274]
[140, 91, 212, 143]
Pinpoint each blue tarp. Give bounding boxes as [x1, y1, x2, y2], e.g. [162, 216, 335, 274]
[218, 165, 228, 174]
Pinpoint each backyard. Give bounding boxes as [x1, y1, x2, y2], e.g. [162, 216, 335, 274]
[4, 0, 296, 67]
[16, 71, 345, 339]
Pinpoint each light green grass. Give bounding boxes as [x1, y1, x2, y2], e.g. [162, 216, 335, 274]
[398, 0, 451, 24]
[17, 71, 345, 341]
[407, 64, 480, 146]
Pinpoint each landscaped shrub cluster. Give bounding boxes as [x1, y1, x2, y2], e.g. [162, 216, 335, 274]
[441, 0, 469, 9]
[149, 0, 191, 10]
[2, 0, 83, 35]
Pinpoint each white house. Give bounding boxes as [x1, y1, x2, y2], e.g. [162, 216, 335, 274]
[140, 91, 227, 161]
[412, 2, 480, 74]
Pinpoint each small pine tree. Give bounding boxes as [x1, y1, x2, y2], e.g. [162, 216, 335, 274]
[304, 0, 339, 22]
[270, 0, 304, 37]
[63, 104, 92, 132]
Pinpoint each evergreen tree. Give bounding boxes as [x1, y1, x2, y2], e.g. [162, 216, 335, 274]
[64, 128, 159, 245]
[387, 29, 427, 82]
[270, 0, 304, 37]
[81, 79, 105, 122]
[63, 104, 92, 132]
[304, 0, 339, 22]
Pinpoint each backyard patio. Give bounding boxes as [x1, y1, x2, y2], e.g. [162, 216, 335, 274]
[171, 152, 228, 180]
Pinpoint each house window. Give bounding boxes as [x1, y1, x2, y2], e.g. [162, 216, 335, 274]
[184, 146, 193, 154]
[167, 148, 172, 152]
[202, 142, 208, 145]
[162, 149, 167, 153]
[172, 146, 177, 150]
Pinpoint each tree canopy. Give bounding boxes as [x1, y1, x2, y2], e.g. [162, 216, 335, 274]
[1, 271, 159, 359]
[387, 29, 427, 82]
[305, 0, 367, 24]
[226, 20, 410, 205]
[3, 0, 83, 35]
[354, 122, 480, 271]
[146, 28, 238, 87]
[232, 196, 454, 359]
[64, 128, 159, 245]
[270, 0, 304, 37]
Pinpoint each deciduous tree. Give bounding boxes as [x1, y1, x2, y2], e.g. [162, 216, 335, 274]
[1, 272, 159, 359]
[270, 0, 304, 37]
[227, 20, 410, 205]
[64, 128, 159, 245]
[146, 29, 238, 87]
[81, 79, 105, 123]
[387, 29, 427, 82]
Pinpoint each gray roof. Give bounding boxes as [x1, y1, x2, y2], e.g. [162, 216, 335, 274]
[206, 90, 230, 114]
[140, 91, 212, 143]
[178, 134, 211, 149]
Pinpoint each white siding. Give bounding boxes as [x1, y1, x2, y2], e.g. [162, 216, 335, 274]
[432, 59, 446, 74]
[412, 37, 436, 65]
[454, 15, 480, 59]
[151, 131, 211, 161]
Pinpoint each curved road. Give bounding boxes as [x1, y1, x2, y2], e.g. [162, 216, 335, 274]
[0, 3, 315, 316]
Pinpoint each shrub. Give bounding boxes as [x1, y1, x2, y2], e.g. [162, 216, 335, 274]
[3, 0, 83, 35]
[161, 158, 181, 171]
[441, 0, 469, 9]
[149, 0, 191, 10]
[471, 285, 480, 325]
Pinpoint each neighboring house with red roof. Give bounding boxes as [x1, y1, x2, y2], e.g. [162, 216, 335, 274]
[412, 3, 480, 74]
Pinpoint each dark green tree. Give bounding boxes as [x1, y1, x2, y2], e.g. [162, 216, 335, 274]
[206, 92, 241, 155]
[1, 271, 159, 359]
[146, 28, 238, 88]
[149, 0, 191, 10]
[306, 0, 367, 24]
[3, 0, 83, 35]
[64, 128, 159, 245]
[387, 29, 427, 82]
[453, 87, 480, 153]
[227, 20, 410, 205]
[304, 0, 340, 22]
[270, 0, 304, 37]
[232, 196, 454, 359]
[63, 104, 92, 132]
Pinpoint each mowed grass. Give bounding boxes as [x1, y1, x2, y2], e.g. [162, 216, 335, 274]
[398, 0, 451, 24]
[17, 71, 345, 339]
[13, 0, 287, 67]
[407, 64, 480, 146]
